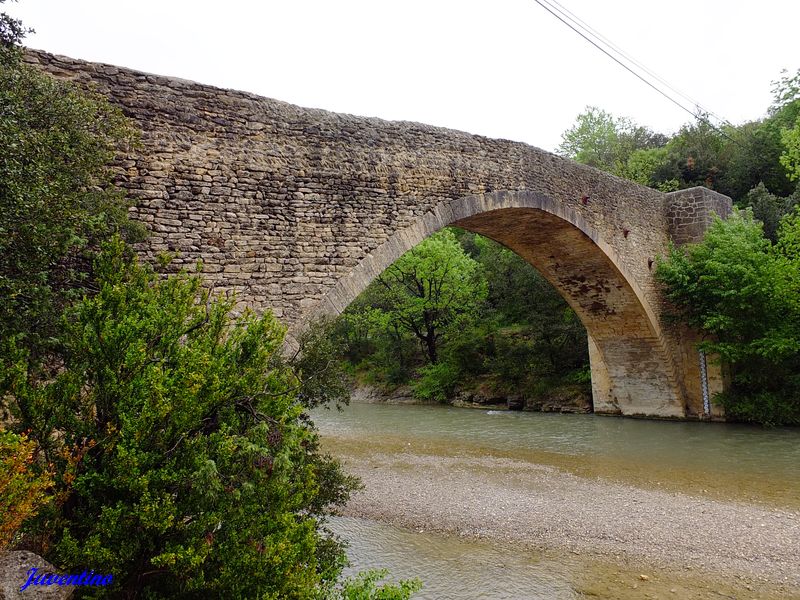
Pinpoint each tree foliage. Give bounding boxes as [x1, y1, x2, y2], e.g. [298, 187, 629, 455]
[331, 569, 422, 600]
[560, 72, 800, 215]
[557, 106, 666, 175]
[0, 43, 144, 361]
[1, 239, 361, 597]
[743, 183, 799, 242]
[371, 229, 487, 365]
[655, 210, 800, 425]
[780, 116, 800, 182]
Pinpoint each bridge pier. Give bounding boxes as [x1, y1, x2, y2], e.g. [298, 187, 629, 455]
[663, 187, 732, 419]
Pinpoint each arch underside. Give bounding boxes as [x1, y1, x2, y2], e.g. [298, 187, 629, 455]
[301, 191, 688, 418]
[454, 208, 685, 417]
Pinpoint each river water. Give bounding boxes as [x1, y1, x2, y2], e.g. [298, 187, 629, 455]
[312, 402, 800, 599]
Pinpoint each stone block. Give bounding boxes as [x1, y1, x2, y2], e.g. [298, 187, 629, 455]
[0, 551, 74, 599]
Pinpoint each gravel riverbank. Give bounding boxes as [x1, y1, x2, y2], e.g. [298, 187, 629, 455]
[329, 437, 800, 598]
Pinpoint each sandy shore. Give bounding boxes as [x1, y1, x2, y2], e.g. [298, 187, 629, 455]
[328, 437, 800, 598]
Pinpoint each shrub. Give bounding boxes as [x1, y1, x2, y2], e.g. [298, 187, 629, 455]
[2, 238, 359, 597]
[0, 429, 52, 550]
[330, 569, 422, 600]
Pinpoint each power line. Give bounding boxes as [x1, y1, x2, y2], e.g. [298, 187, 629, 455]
[531, 0, 737, 141]
[542, 0, 731, 127]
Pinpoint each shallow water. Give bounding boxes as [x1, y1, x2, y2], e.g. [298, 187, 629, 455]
[314, 402, 800, 509]
[328, 515, 786, 600]
[329, 516, 581, 600]
[314, 402, 800, 599]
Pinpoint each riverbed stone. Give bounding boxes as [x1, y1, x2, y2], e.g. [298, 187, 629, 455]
[0, 551, 73, 600]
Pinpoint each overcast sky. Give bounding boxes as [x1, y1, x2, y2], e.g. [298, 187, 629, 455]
[7, 0, 799, 152]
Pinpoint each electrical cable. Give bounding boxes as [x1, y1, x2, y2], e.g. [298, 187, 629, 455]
[531, 0, 737, 141]
[542, 0, 732, 127]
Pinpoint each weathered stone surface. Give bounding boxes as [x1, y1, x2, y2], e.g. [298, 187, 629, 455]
[23, 50, 732, 419]
[0, 551, 73, 599]
[666, 187, 732, 245]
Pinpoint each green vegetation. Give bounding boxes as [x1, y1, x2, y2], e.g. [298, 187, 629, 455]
[655, 210, 800, 425]
[363, 228, 487, 366]
[559, 70, 800, 425]
[0, 10, 418, 597]
[558, 69, 800, 240]
[4, 239, 359, 597]
[0, 430, 52, 550]
[557, 106, 668, 181]
[0, 26, 145, 361]
[334, 229, 590, 408]
[331, 569, 422, 600]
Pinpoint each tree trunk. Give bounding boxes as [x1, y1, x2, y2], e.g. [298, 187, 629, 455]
[425, 329, 438, 364]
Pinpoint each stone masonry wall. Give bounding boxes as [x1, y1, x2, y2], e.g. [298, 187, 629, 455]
[25, 50, 671, 325]
[666, 187, 733, 246]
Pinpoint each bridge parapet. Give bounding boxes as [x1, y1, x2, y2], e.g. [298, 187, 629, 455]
[666, 187, 733, 246]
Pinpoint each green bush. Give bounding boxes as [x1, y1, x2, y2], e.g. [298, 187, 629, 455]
[330, 569, 422, 600]
[2, 238, 359, 597]
[0, 429, 52, 550]
[717, 390, 800, 428]
[411, 361, 461, 403]
[0, 47, 144, 361]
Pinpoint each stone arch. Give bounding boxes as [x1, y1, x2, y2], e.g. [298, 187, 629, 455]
[296, 190, 687, 418]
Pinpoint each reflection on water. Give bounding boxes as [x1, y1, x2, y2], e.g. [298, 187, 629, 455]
[314, 402, 800, 509]
[329, 516, 580, 600]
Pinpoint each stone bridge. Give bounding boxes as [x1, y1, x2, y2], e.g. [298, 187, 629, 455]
[27, 51, 732, 420]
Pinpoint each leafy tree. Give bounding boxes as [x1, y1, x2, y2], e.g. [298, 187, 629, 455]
[557, 106, 666, 175]
[769, 68, 800, 120]
[655, 118, 728, 190]
[0, 36, 144, 361]
[0, 0, 31, 49]
[718, 120, 794, 200]
[776, 205, 800, 261]
[2, 239, 360, 597]
[780, 116, 800, 181]
[655, 210, 800, 425]
[656, 210, 775, 351]
[618, 146, 677, 190]
[286, 318, 351, 410]
[742, 183, 799, 243]
[371, 229, 487, 365]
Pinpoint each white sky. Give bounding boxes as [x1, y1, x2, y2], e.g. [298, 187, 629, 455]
[7, 0, 800, 152]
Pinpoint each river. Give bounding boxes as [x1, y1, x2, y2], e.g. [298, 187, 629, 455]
[312, 402, 800, 599]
